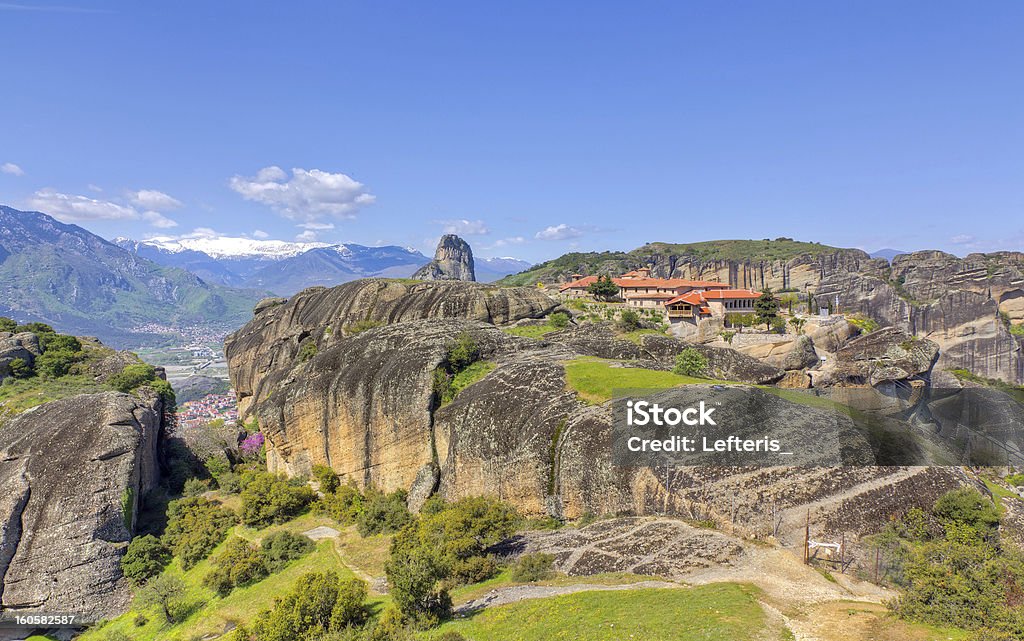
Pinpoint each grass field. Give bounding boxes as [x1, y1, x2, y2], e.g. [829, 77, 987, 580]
[79, 514, 390, 641]
[424, 583, 768, 641]
[504, 323, 561, 338]
[563, 357, 725, 404]
[0, 374, 110, 415]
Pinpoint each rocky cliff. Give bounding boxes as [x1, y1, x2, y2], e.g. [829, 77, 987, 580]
[227, 280, 974, 550]
[0, 391, 164, 618]
[413, 234, 476, 281]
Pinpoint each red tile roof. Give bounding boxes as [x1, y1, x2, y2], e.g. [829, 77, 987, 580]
[701, 289, 761, 300]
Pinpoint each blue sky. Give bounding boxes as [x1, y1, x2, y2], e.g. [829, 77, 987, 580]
[1, 1, 1022, 261]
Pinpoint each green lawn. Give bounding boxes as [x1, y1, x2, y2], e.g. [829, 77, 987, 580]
[504, 323, 561, 339]
[424, 583, 768, 641]
[563, 358, 727, 404]
[445, 361, 497, 403]
[618, 328, 668, 344]
[0, 374, 110, 415]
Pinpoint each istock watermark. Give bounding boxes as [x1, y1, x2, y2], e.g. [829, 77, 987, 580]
[610, 385, 1024, 469]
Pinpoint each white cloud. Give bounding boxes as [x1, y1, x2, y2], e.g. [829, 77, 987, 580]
[535, 223, 583, 241]
[1, 162, 24, 176]
[298, 221, 335, 230]
[487, 236, 525, 249]
[951, 234, 975, 245]
[26, 188, 179, 228]
[28, 189, 139, 222]
[130, 189, 183, 211]
[87, 183, 103, 193]
[229, 166, 376, 222]
[142, 210, 179, 229]
[252, 229, 270, 239]
[296, 230, 319, 242]
[436, 219, 489, 235]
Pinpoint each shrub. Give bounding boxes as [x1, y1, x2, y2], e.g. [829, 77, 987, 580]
[246, 571, 368, 641]
[357, 487, 412, 536]
[720, 331, 735, 344]
[847, 313, 881, 334]
[617, 309, 641, 332]
[1010, 323, 1024, 337]
[204, 537, 268, 596]
[240, 472, 317, 528]
[0, 317, 16, 332]
[261, 530, 315, 572]
[35, 348, 79, 378]
[297, 341, 318, 363]
[240, 432, 265, 458]
[788, 317, 807, 334]
[218, 472, 242, 493]
[770, 316, 786, 334]
[136, 574, 187, 623]
[204, 455, 231, 480]
[183, 478, 209, 497]
[8, 357, 32, 379]
[446, 333, 479, 371]
[313, 464, 340, 494]
[317, 480, 366, 524]
[162, 496, 236, 569]
[110, 363, 159, 393]
[672, 348, 709, 377]
[549, 312, 570, 329]
[510, 552, 555, 582]
[345, 319, 384, 334]
[932, 487, 999, 533]
[120, 535, 171, 586]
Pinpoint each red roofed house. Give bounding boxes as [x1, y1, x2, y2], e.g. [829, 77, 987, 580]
[664, 288, 761, 327]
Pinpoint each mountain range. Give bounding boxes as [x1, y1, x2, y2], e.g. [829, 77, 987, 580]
[0, 206, 265, 347]
[115, 236, 531, 294]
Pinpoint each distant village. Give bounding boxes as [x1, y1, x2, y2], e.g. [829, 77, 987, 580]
[175, 391, 239, 430]
[559, 267, 763, 328]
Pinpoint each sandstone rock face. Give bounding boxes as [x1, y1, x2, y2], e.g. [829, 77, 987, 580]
[0, 391, 164, 618]
[814, 251, 1024, 384]
[227, 282, 974, 540]
[225, 279, 558, 417]
[413, 234, 476, 282]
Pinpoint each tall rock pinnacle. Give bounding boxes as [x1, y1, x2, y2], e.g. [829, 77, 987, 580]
[413, 234, 476, 281]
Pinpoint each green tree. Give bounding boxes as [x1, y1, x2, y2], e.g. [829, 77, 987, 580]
[136, 574, 187, 623]
[933, 487, 1000, 534]
[247, 571, 368, 641]
[35, 348, 76, 378]
[261, 530, 315, 572]
[788, 317, 807, 335]
[203, 537, 268, 596]
[120, 535, 171, 586]
[754, 288, 779, 330]
[356, 487, 412, 536]
[548, 311, 570, 329]
[240, 472, 317, 528]
[673, 348, 709, 377]
[317, 480, 365, 524]
[0, 317, 16, 333]
[162, 496, 236, 569]
[313, 464, 340, 494]
[587, 275, 620, 301]
[7, 357, 32, 379]
[617, 309, 641, 332]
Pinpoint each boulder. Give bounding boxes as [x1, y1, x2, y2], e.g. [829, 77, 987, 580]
[0, 391, 164, 618]
[736, 335, 819, 371]
[0, 332, 41, 382]
[413, 234, 476, 281]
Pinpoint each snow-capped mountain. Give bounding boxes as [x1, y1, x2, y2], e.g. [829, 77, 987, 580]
[114, 235, 532, 296]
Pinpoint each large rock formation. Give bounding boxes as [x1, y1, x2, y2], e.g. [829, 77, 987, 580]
[814, 251, 1024, 384]
[227, 280, 976, 551]
[0, 391, 164, 618]
[0, 332, 41, 383]
[413, 234, 476, 281]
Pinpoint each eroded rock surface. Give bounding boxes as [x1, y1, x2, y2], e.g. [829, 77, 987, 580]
[0, 391, 163, 617]
[413, 234, 476, 282]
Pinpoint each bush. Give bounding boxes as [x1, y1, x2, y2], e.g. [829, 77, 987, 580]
[261, 530, 315, 572]
[345, 319, 385, 334]
[357, 487, 412, 536]
[386, 497, 517, 622]
[672, 348, 709, 377]
[35, 348, 79, 378]
[162, 496, 236, 569]
[218, 472, 242, 493]
[7, 357, 32, 379]
[0, 317, 16, 333]
[313, 464, 340, 494]
[770, 316, 786, 334]
[204, 536, 269, 596]
[240, 472, 317, 528]
[446, 333, 479, 371]
[109, 363, 159, 393]
[847, 313, 881, 334]
[317, 480, 365, 524]
[246, 571, 368, 641]
[617, 309, 641, 332]
[933, 487, 1000, 533]
[297, 341, 318, 363]
[136, 574, 187, 623]
[120, 535, 171, 586]
[549, 312, 570, 329]
[183, 478, 209, 497]
[510, 552, 555, 582]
